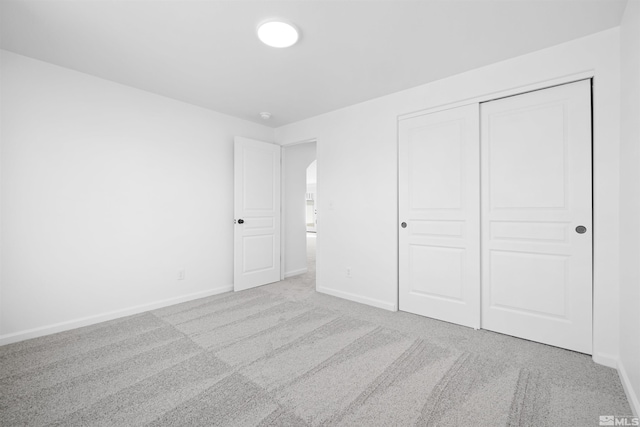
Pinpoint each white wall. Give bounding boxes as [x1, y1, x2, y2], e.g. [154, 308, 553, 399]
[619, 0, 640, 416]
[283, 142, 316, 277]
[275, 28, 621, 367]
[0, 50, 274, 343]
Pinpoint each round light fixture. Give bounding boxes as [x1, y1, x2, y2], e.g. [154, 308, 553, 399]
[257, 20, 299, 48]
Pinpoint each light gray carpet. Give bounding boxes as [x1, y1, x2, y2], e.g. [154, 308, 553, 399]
[0, 234, 632, 426]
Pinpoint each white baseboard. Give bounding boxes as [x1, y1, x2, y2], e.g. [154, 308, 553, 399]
[618, 360, 640, 417]
[317, 286, 397, 311]
[593, 352, 619, 369]
[284, 268, 308, 278]
[0, 285, 232, 347]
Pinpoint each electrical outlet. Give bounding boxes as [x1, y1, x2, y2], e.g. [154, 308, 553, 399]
[178, 269, 186, 280]
[346, 267, 352, 278]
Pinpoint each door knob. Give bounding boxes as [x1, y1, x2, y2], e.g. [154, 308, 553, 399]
[238, 219, 244, 224]
[401, 222, 407, 228]
[575, 225, 586, 234]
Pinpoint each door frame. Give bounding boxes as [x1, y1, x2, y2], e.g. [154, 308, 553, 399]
[397, 72, 595, 347]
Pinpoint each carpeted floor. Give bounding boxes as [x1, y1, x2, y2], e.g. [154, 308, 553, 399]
[0, 233, 632, 426]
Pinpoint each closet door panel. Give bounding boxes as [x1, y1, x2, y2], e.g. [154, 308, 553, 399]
[480, 80, 593, 354]
[399, 104, 480, 328]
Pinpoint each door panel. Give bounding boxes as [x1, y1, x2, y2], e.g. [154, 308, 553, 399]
[234, 137, 281, 291]
[399, 104, 480, 328]
[480, 80, 592, 354]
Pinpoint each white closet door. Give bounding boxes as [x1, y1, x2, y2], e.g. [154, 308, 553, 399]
[399, 104, 480, 328]
[480, 80, 592, 354]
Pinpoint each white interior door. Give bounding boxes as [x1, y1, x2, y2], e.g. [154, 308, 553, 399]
[399, 104, 481, 328]
[234, 137, 281, 291]
[480, 80, 592, 354]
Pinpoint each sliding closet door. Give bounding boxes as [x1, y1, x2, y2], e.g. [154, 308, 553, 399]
[399, 104, 480, 328]
[480, 80, 592, 354]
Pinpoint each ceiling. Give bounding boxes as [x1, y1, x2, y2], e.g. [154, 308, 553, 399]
[0, 0, 627, 127]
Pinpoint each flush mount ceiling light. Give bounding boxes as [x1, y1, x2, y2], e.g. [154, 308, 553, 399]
[257, 20, 299, 48]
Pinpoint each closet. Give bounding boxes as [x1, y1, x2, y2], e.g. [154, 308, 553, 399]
[398, 80, 593, 354]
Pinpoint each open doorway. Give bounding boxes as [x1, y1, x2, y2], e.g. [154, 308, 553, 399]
[282, 141, 317, 287]
[305, 160, 317, 279]
[306, 160, 317, 233]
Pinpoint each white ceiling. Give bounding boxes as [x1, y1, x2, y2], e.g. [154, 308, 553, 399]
[0, 0, 627, 127]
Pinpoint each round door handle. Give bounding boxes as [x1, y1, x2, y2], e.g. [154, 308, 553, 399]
[401, 222, 407, 228]
[576, 225, 586, 234]
[237, 219, 244, 224]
